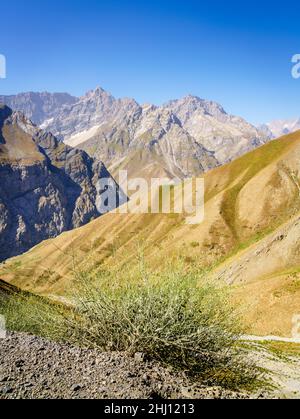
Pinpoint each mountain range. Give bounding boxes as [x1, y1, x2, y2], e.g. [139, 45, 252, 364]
[0, 88, 300, 336]
[2, 88, 268, 181]
[0, 104, 126, 262]
[2, 129, 300, 337]
[2, 87, 300, 338]
[0, 87, 274, 262]
[1, 92, 77, 125]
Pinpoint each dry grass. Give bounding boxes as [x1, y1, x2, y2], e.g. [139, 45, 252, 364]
[0, 262, 261, 390]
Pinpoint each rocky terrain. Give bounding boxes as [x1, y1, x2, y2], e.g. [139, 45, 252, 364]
[1, 92, 77, 125]
[163, 95, 266, 164]
[0, 105, 126, 262]
[2, 87, 268, 181]
[0, 332, 249, 399]
[77, 101, 218, 180]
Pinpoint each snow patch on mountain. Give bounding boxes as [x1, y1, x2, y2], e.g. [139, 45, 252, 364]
[65, 125, 104, 148]
[259, 118, 300, 139]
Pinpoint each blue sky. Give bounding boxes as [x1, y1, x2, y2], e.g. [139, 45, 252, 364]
[0, 0, 299, 124]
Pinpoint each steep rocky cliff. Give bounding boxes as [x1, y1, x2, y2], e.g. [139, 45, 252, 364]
[0, 105, 126, 262]
[1, 92, 77, 126]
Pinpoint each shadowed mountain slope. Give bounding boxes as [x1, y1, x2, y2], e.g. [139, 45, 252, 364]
[0, 105, 126, 262]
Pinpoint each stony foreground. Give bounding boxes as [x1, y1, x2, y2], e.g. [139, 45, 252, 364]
[0, 332, 249, 399]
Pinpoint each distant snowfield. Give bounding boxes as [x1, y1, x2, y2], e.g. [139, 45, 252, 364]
[269, 118, 300, 137]
[40, 118, 54, 129]
[261, 118, 300, 138]
[64, 125, 101, 147]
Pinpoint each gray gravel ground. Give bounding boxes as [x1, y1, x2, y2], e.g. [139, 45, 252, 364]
[0, 332, 251, 399]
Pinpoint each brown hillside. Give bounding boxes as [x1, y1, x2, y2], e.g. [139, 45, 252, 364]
[1, 130, 300, 336]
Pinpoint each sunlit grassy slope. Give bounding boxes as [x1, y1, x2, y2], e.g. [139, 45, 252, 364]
[1, 130, 300, 336]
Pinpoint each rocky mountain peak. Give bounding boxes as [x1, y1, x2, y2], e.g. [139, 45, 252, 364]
[164, 95, 227, 122]
[82, 86, 114, 101]
[3, 87, 269, 172]
[118, 97, 140, 109]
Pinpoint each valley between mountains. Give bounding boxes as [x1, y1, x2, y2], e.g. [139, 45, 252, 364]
[1, 88, 300, 398]
[1, 123, 300, 337]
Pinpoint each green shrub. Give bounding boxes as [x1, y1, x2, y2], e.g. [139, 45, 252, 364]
[71, 264, 259, 389]
[0, 292, 75, 342]
[190, 241, 200, 248]
[0, 263, 261, 389]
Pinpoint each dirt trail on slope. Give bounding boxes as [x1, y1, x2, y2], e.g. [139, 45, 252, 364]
[250, 343, 300, 399]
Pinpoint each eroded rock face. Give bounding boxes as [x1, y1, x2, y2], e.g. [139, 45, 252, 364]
[163, 95, 267, 164]
[1, 92, 77, 125]
[77, 105, 218, 180]
[0, 105, 127, 262]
